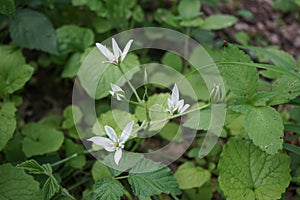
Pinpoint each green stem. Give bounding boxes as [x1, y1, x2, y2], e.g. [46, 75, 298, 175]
[115, 175, 129, 180]
[117, 64, 142, 102]
[130, 138, 145, 152]
[124, 190, 134, 200]
[68, 177, 90, 191]
[51, 149, 92, 167]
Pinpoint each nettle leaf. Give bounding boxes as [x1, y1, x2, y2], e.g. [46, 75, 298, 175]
[64, 139, 86, 169]
[0, 163, 42, 200]
[94, 178, 124, 200]
[0, 0, 15, 18]
[245, 106, 284, 154]
[9, 9, 57, 54]
[0, 46, 34, 96]
[178, 0, 201, 19]
[221, 45, 258, 97]
[0, 102, 16, 151]
[201, 14, 238, 30]
[43, 176, 60, 200]
[174, 162, 211, 189]
[128, 168, 181, 198]
[17, 159, 52, 175]
[56, 25, 94, 55]
[268, 75, 300, 105]
[218, 139, 291, 200]
[22, 122, 64, 157]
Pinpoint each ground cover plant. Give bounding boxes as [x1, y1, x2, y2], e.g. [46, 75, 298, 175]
[0, 0, 300, 199]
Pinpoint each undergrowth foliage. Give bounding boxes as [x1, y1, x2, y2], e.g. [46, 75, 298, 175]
[0, 0, 300, 199]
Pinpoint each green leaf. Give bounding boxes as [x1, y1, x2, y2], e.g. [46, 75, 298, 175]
[178, 0, 201, 19]
[92, 109, 136, 136]
[180, 18, 203, 27]
[0, 0, 15, 18]
[0, 45, 34, 96]
[94, 178, 124, 200]
[72, 0, 107, 17]
[174, 162, 211, 189]
[22, 122, 64, 157]
[0, 102, 16, 151]
[43, 176, 60, 200]
[159, 122, 183, 141]
[154, 9, 180, 28]
[201, 14, 238, 30]
[245, 106, 284, 154]
[182, 186, 213, 200]
[218, 139, 291, 200]
[128, 164, 181, 198]
[92, 161, 112, 181]
[92, 17, 112, 33]
[161, 52, 182, 72]
[0, 163, 42, 200]
[62, 105, 83, 129]
[17, 159, 52, 175]
[221, 45, 258, 97]
[133, 5, 144, 22]
[183, 107, 210, 130]
[268, 75, 300, 105]
[64, 139, 86, 169]
[56, 25, 94, 55]
[9, 9, 58, 54]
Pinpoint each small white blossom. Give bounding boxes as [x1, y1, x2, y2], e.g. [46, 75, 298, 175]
[167, 84, 190, 115]
[210, 83, 224, 104]
[95, 38, 133, 65]
[109, 83, 125, 101]
[87, 121, 134, 165]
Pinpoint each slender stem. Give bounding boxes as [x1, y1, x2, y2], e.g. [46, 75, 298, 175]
[115, 175, 129, 180]
[124, 99, 145, 107]
[130, 138, 145, 152]
[51, 149, 93, 167]
[124, 190, 134, 200]
[117, 64, 142, 102]
[68, 177, 90, 191]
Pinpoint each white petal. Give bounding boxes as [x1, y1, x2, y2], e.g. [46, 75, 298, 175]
[114, 148, 122, 165]
[180, 104, 190, 114]
[120, 121, 134, 143]
[112, 38, 121, 60]
[167, 98, 173, 109]
[116, 94, 124, 101]
[110, 83, 123, 92]
[177, 99, 184, 112]
[104, 126, 118, 142]
[109, 91, 114, 96]
[172, 84, 179, 104]
[87, 136, 115, 152]
[121, 39, 133, 61]
[96, 43, 114, 61]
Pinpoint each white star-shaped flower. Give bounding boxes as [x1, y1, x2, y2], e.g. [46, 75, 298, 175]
[167, 84, 190, 115]
[109, 83, 125, 101]
[95, 38, 133, 65]
[87, 121, 134, 165]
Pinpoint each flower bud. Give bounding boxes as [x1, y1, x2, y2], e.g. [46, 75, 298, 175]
[210, 83, 225, 104]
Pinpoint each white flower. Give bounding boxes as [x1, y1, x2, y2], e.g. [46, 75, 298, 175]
[87, 121, 134, 165]
[109, 83, 125, 101]
[167, 84, 190, 115]
[95, 38, 133, 65]
[210, 83, 224, 104]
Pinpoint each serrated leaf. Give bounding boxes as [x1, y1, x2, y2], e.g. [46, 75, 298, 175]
[201, 14, 237, 30]
[268, 75, 300, 105]
[43, 176, 60, 200]
[221, 45, 258, 97]
[245, 106, 284, 154]
[218, 139, 291, 200]
[0, 0, 15, 18]
[56, 25, 94, 55]
[22, 123, 64, 157]
[178, 0, 201, 19]
[64, 139, 86, 169]
[0, 45, 34, 96]
[94, 178, 124, 200]
[0, 102, 16, 151]
[128, 163, 181, 197]
[174, 162, 211, 189]
[17, 159, 52, 175]
[0, 163, 42, 200]
[92, 161, 112, 181]
[9, 9, 58, 54]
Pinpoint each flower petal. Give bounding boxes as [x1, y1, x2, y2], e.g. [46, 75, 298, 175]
[104, 126, 118, 142]
[112, 38, 121, 60]
[96, 43, 114, 61]
[87, 136, 115, 152]
[120, 121, 134, 143]
[172, 84, 179, 104]
[110, 83, 123, 92]
[121, 39, 133, 61]
[114, 148, 122, 165]
[180, 104, 190, 114]
[177, 99, 184, 111]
